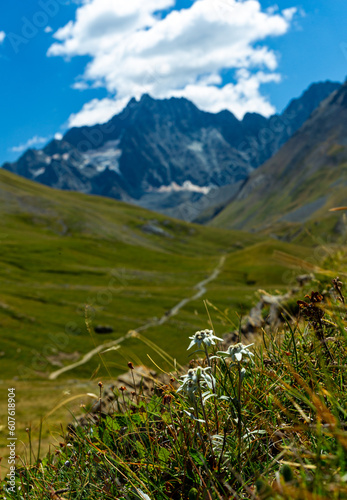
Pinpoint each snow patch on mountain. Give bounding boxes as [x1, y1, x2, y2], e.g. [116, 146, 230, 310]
[187, 141, 204, 153]
[32, 167, 46, 178]
[153, 181, 211, 195]
[83, 140, 122, 174]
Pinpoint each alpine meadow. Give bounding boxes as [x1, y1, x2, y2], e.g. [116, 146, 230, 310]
[0, 1, 347, 498]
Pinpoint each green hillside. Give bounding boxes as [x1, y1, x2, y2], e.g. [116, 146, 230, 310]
[0, 167, 312, 382]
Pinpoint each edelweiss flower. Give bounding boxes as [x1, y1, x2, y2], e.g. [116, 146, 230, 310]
[215, 342, 254, 363]
[187, 329, 223, 351]
[176, 378, 198, 401]
[177, 366, 215, 400]
[132, 488, 152, 500]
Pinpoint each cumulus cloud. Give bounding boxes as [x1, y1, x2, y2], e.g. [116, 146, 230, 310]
[0, 31, 5, 43]
[68, 97, 131, 127]
[10, 136, 48, 153]
[48, 0, 297, 125]
[171, 70, 281, 117]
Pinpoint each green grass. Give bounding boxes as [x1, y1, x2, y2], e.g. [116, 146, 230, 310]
[0, 379, 98, 475]
[0, 168, 326, 487]
[3, 266, 347, 499]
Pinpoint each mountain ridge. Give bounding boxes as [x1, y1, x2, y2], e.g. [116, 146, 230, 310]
[2, 80, 341, 220]
[209, 80, 347, 238]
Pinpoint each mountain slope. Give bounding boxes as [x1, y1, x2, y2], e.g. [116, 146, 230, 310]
[0, 167, 313, 381]
[210, 81, 347, 238]
[0, 167, 258, 379]
[2, 81, 340, 220]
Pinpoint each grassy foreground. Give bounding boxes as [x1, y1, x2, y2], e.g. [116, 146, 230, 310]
[3, 270, 347, 499]
[0, 167, 315, 473]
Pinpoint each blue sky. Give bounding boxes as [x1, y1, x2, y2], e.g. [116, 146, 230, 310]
[0, 0, 346, 165]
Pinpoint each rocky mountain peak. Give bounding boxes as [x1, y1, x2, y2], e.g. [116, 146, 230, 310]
[2, 80, 342, 221]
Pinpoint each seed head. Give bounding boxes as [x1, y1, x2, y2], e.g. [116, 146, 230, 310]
[163, 394, 173, 405]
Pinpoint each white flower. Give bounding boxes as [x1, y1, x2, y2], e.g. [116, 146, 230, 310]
[177, 378, 198, 402]
[177, 366, 215, 400]
[214, 342, 254, 364]
[187, 329, 223, 351]
[178, 366, 211, 387]
[132, 488, 152, 500]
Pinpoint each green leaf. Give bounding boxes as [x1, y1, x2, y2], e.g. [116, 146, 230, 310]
[135, 441, 146, 459]
[158, 447, 171, 465]
[190, 449, 206, 467]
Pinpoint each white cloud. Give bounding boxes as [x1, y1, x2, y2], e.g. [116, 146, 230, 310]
[48, 0, 297, 125]
[282, 7, 297, 21]
[68, 97, 131, 127]
[72, 81, 90, 90]
[44, 26, 53, 33]
[171, 70, 282, 117]
[0, 31, 5, 43]
[10, 136, 48, 153]
[54, 132, 63, 140]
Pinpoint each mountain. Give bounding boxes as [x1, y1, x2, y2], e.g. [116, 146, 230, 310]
[2, 81, 340, 220]
[210, 81, 347, 239]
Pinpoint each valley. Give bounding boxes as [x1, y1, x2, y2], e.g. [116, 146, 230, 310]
[0, 167, 311, 382]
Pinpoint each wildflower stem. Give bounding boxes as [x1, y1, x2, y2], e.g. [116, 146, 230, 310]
[284, 315, 299, 369]
[98, 382, 103, 424]
[222, 358, 234, 391]
[217, 421, 229, 474]
[197, 383, 216, 466]
[198, 384, 209, 435]
[317, 317, 335, 363]
[193, 398, 206, 455]
[131, 371, 138, 402]
[168, 406, 178, 441]
[237, 363, 242, 470]
[204, 344, 219, 434]
[204, 344, 211, 367]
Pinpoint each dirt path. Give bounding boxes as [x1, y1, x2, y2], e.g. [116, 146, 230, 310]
[49, 255, 226, 380]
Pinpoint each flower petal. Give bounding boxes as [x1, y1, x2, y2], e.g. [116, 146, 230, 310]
[187, 340, 196, 350]
[235, 352, 242, 362]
